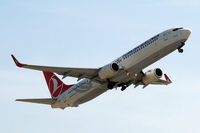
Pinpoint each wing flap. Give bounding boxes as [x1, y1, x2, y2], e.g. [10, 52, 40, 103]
[16, 98, 56, 105]
[151, 79, 171, 85]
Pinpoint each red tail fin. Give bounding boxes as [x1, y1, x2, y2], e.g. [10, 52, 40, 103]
[43, 71, 74, 98]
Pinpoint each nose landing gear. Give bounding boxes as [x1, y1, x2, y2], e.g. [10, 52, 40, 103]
[178, 48, 183, 53]
[177, 42, 185, 53]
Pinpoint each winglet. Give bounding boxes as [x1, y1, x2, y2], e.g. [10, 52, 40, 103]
[11, 55, 25, 67]
[164, 74, 172, 83]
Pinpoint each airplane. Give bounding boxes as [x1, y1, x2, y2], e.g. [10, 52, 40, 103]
[11, 27, 191, 109]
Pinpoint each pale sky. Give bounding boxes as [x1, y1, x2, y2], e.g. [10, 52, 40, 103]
[1, 0, 200, 133]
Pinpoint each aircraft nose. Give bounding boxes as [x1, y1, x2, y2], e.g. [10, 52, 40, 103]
[183, 29, 191, 39]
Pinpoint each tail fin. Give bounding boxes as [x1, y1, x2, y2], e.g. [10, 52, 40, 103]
[43, 71, 74, 98]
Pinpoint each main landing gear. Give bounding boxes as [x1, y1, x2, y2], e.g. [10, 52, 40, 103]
[107, 80, 128, 91]
[107, 79, 116, 89]
[177, 42, 185, 53]
[118, 83, 128, 91]
[107, 82, 115, 89]
[121, 84, 128, 91]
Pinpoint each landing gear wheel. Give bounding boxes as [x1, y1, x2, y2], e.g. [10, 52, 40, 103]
[107, 84, 114, 89]
[121, 86, 127, 91]
[120, 84, 128, 91]
[178, 49, 183, 53]
[177, 42, 185, 53]
[106, 79, 116, 90]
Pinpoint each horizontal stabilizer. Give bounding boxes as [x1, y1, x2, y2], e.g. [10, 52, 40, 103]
[16, 98, 56, 105]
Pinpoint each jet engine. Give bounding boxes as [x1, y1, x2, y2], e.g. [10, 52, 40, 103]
[98, 63, 119, 79]
[142, 68, 163, 85]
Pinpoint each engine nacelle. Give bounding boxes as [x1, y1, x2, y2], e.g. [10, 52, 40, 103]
[142, 68, 163, 85]
[98, 63, 119, 79]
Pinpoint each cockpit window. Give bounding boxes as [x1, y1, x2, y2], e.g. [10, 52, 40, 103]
[172, 27, 183, 31]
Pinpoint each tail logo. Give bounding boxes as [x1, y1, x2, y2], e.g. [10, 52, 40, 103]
[49, 75, 63, 97]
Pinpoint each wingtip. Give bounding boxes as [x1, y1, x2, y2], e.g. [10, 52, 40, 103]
[164, 74, 172, 83]
[11, 54, 24, 67]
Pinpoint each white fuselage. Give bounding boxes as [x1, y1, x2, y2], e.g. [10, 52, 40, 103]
[52, 28, 191, 108]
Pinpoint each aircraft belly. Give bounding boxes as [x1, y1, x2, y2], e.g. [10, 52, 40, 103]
[54, 80, 106, 107]
[74, 85, 107, 105]
[69, 84, 107, 106]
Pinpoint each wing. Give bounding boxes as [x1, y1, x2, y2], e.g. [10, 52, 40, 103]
[132, 72, 172, 88]
[16, 98, 56, 105]
[151, 79, 171, 85]
[11, 55, 99, 80]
